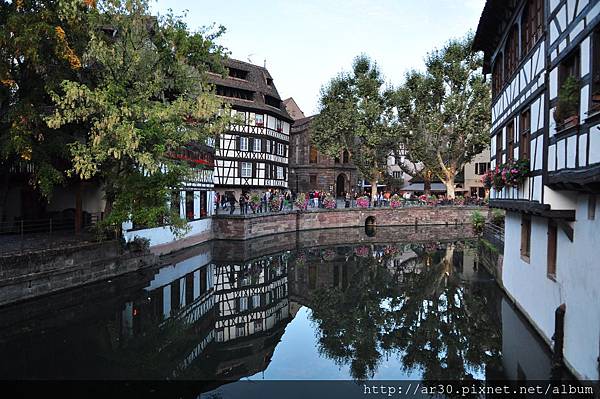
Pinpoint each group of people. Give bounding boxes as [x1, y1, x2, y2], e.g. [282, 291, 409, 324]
[215, 190, 295, 215]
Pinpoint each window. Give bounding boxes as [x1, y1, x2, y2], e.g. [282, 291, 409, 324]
[216, 85, 254, 100]
[265, 139, 271, 153]
[200, 191, 207, 217]
[504, 25, 520, 80]
[236, 324, 245, 338]
[556, 49, 580, 125]
[547, 221, 557, 280]
[265, 95, 281, 108]
[520, 109, 531, 160]
[239, 136, 248, 151]
[343, 150, 350, 163]
[520, 215, 531, 262]
[241, 162, 252, 178]
[309, 145, 318, 163]
[216, 328, 224, 342]
[589, 195, 597, 220]
[496, 132, 503, 163]
[251, 294, 261, 309]
[276, 119, 283, 132]
[200, 268, 207, 294]
[492, 54, 504, 97]
[475, 162, 490, 175]
[506, 120, 515, 162]
[255, 113, 264, 126]
[238, 297, 248, 312]
[278, 143, 284, 156]
[253, 138, 261, 152]
[309, 175, 317, 187]
[171, 191, 181, 216]
[393, 171, 402, 179]
[185, 191, 194, 221]
[254, 320, 263, 332]
[521, 0, 543, 57]
[591, 29, 600, 111]
[277, 166, 284, 180]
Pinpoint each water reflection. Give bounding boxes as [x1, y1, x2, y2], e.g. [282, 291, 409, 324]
[0, 227, 563, 391]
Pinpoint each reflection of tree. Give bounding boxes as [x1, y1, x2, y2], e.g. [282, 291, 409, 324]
[309, 243, 501, 382]
[310, 254, 397, 380]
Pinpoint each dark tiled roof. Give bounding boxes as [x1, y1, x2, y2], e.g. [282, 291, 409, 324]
[207, 58, 293, 122]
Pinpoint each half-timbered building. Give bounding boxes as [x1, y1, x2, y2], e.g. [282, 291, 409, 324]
[474, 0, 600, 380]
[208, 59, 294, 199]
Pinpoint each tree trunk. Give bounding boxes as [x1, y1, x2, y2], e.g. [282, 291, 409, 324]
[424, 176, 431, 196]
[444, 175, 456, 199]
[370, 179, 378, 205]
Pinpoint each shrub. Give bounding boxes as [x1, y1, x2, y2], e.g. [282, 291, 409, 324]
[322, 193, 337, 209]
[471, 210, 486, 234]
[491, 209, 505, 226]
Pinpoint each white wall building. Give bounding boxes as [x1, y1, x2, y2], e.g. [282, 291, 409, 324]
[475, 0, 600, 380]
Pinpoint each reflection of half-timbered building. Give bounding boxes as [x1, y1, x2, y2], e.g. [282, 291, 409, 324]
[213, 252, 290, 343]
[208, 59, 293, 198]
[474, 0, 600, 380]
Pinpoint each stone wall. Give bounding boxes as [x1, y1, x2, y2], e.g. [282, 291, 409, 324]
[213, 206, 483, 241]
[0, 241, 157, 306]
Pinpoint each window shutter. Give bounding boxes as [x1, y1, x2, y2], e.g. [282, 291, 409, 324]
[238, 161, 242, 178]
[249, 137, 253, 152]
[252, 162, 256, 178]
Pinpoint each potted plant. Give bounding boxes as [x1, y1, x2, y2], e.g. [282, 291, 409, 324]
[390, 194, 402, 208]
[454, 195, 465, 206]
[269, 195, 281, 212]
[554, 75, 580, 130]
[249, 193, 261, 213]
[322, 193, 337, 209]
[356, 196, 370, 208]
[354, 245, 370, 257]
[294, 193, 309, 211]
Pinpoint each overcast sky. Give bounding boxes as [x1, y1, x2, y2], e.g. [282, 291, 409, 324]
[152, 0, 486, 116]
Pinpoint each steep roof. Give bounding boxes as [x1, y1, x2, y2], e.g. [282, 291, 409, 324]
[473, 0, 517, 72]
[207, 58, 293, 122]
[283, 97, 306, 120]
[290, 115, 315, 133]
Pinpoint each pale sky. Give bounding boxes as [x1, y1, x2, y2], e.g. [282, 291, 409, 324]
[152, 0, 486, 116]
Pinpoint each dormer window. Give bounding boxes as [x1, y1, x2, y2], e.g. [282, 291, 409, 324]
[266, 77, 273, 87]
[228, 67, 248, 80]
[265, 95, 281, 108]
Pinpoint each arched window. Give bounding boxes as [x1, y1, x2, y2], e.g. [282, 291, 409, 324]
[521, 0, 543, 57]
[342, 150, 349, 163]
[492, 53, 504, 96]
[504, 25, 519, 79]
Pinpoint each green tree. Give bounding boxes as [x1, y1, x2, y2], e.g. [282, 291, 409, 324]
[311, 55, 397, 200]
[45, 0, 229, 232]
[0, 0, 93, 221]
[395, 34, 491, 199]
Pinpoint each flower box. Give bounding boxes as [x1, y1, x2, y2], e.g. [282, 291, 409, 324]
[356, 196, 370, 208]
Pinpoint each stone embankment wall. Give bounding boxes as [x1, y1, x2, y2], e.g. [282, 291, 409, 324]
[0, 241, 157, 306]
[213, 206, 483, 241]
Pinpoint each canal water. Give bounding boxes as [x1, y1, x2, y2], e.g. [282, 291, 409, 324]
[0, 227, 566, 396]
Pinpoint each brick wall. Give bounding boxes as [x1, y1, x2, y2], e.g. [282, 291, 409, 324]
[213, 206, 484, 241]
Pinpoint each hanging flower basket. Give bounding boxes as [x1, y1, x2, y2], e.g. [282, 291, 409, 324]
[390, 194, 402, 208]
[481, 170, 494, 189]
[321, 249, 336, 261]
[492, 166, 505, 191]
[356, 196, 370, 208]
[502, 159, 530, 187]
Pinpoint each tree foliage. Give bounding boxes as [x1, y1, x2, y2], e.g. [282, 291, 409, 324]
[38, 0, 229, 232]
[395, 34, 491, 198]
[311, 55, 397, 198]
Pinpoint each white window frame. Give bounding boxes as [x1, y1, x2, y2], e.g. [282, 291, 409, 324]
[241, 162, 252, 178]
[265, 140, 271, 153]
[277, 143, 284, 156]
[277, 166, 284, 180]
[253, 138, 261, 152]
[240, 136, 248, 151]
[276, 119, 283, 132]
